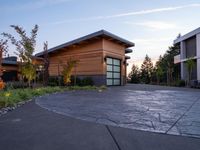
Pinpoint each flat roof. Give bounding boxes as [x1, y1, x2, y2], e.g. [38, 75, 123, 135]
[2, 60, 17, 65]
[35, 30, 135, 57]
[174, 27, 200, 44]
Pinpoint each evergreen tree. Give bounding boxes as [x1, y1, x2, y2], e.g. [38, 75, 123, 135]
[140, 55, 153, 84]
[128, 64, 140, 83]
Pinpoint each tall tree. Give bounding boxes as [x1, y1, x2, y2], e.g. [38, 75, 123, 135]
[128, 64, 140, 83]
[0, 40, 8, 75]
[186, 58, 195, 86]
[154, 55, 164, 84]
[0, 39, 8, 81]
[154, 44, 180, 85]
[2, 25, 39, 87]
[43, 41, 49, 86]
[140, 55, 153, 84]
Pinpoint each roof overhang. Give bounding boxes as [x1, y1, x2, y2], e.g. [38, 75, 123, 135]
[125, 56, 131, 60]
[35, 30, 135, 57]
[125, 48, 133, 54]
[174, 27, 200, 44]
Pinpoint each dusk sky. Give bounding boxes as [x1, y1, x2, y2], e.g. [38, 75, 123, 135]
[1, 0, 200, 73]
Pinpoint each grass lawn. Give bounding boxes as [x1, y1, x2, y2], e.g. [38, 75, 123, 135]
[0, 86, 106, 108]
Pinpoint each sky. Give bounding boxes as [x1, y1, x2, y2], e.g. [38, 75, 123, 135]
[1, 0, 200, 73]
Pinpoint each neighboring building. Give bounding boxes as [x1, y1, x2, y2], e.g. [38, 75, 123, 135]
[174, 27, 200, 81]
[36, 30, 134, 86]
[1, 56, 44, 82]
[2, 56, 18, 82]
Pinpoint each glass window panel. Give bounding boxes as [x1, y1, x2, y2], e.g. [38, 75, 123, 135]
[113, 73, 120, 78]
[113, 66, 120, 72]
[106, 58, 112, 64]
[107, 65, 112, 71]
[113, 59, 120, 66]
[113, 79, 120, 85]
[107, 79, 113, 85]
[107, 72, 113, 78]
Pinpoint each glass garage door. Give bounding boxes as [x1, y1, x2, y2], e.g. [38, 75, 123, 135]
[106, 57, 121, 86]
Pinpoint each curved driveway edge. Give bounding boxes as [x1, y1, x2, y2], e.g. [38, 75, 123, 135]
[0, 100, 200, 150]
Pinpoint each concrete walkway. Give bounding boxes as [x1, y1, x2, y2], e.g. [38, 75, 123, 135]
[0, 101, 200, 150]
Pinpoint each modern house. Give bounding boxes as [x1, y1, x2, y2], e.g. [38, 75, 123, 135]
[174, 27, 200, 82]
[2, 56, 18, 82]
[35, 30, 134, 86]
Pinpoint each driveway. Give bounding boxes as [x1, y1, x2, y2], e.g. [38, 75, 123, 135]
[36, 84, 200, 138]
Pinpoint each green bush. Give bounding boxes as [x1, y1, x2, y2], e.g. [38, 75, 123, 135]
[5, 81, 28, 90]
[80, 77, 94, 86]
[70, 76, 82, 86]
[176, 80, 185, 87]
[48, 76, 64, 86]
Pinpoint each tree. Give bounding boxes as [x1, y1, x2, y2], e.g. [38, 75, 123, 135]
[154, 44, 180, 85]
[62, 59, 77, 85]
[0, 39, 8, 80]
[156, 66, 163, 84]
[140, 55, 153, 84]
[186, 58, 195, 86]
[43, 41, 49, 86]
[128, 64, 140, 83]
[2, 25, 39, 87]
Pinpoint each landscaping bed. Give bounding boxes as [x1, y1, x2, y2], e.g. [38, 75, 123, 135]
[0, 86, 106, 116]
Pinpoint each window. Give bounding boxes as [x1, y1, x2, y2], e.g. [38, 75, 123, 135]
[106, 57, 121, 86]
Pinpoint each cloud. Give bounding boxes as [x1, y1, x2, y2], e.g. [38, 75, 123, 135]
[126, 21, 179, 30]
[50, 3, 200, 24]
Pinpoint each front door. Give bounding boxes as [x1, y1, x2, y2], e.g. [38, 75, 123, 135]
[106, 57, 121, 86]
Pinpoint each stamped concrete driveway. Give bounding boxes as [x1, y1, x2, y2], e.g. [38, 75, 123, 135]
[36, 84, 200, 138]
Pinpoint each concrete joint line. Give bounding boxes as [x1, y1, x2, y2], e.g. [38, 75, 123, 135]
[105, 125, 121, 150]
[165, 96, 200, 134]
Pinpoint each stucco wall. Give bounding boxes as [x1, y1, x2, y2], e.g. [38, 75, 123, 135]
[197, 33, 200, 80]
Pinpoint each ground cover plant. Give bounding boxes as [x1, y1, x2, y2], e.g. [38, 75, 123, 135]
[0, 85, 106, 108]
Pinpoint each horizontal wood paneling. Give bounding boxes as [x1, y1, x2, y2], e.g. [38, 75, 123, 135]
[48, 39, 104, 76]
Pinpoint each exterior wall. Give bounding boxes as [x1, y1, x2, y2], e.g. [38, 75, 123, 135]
[185, 36, 196, 58]
[76, 75, 106, 86]
[102, 39, 126, 85]
[197, 33, 200, 80]
[48, 39, 104, 77]
[180, 34, 200, 81]
[47, 38, 128, 85]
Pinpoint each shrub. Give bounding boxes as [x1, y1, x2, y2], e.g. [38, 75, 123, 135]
[0, 80, 5, 90]
[48, 76, 59, 86]
[5, 81, 28, 89]
[70, 76, 82, 86]
[48, 76, 64, 86]
[176, 80, 185, 87]
[80, 77, 94, 86]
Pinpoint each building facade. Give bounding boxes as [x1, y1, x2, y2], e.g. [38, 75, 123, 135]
[174, 27, 200, 81]
[36, 30, 134, 86]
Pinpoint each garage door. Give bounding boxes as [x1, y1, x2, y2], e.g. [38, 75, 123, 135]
[106, 57, 121, 86]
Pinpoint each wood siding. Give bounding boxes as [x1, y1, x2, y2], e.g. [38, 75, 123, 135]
[102, 39, 126, 77]
[47, 38, 127, 85]
[48, 39, 104, 76]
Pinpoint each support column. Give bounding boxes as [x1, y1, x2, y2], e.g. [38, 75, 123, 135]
[197, 33, 200, 81]
[180, 41, 187, 80]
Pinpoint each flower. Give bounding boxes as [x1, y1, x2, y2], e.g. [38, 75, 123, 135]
[5, 92, 11, 97]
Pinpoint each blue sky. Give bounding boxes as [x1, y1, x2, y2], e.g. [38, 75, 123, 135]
[1, 0, 200, 72]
